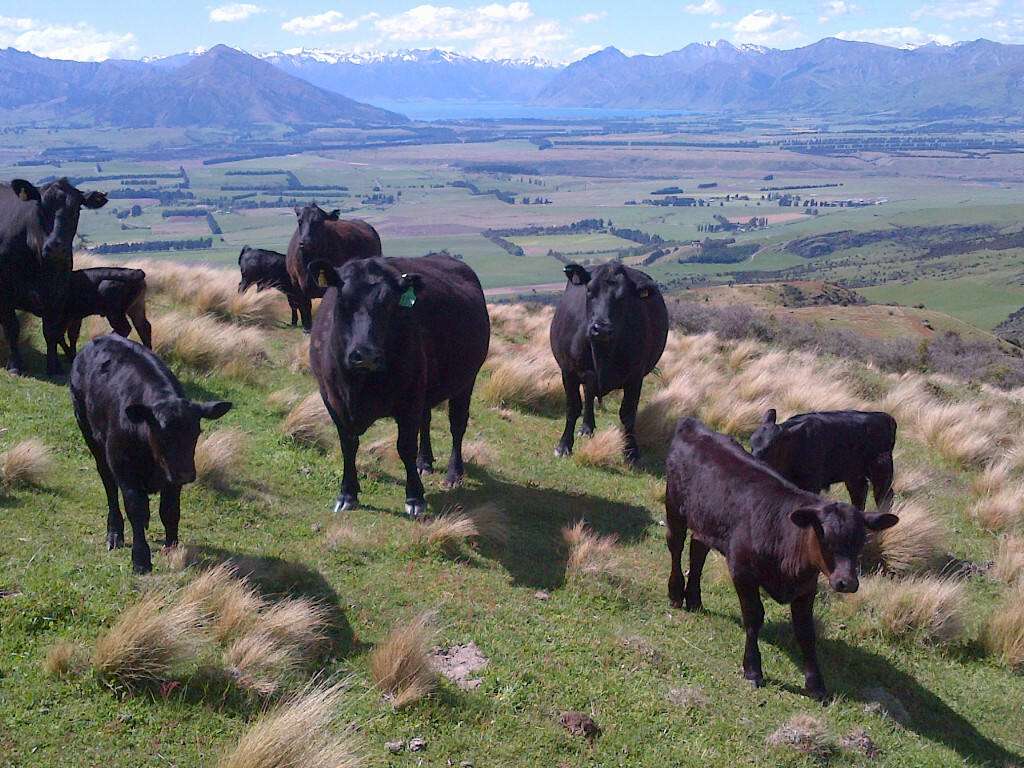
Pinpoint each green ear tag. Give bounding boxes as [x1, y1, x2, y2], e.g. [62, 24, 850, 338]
[399, 277, 416, 308]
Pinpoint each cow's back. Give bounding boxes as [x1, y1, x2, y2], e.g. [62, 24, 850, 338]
[786, 410, 896, 483]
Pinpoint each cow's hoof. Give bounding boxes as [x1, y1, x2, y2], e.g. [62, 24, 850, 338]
[416, 461, 434, 476]
[302, 328, 311, 336]
[579, 425, 594, 438]
[107, 532, 125, 550]
[5, 365, 22, 377]
[405, 499, 426, 518]
[133, 561, 153, 575]
[442, 472, 464, 490]
[806, 686, 829, 703]
[669, 596, 684, 610]
[334, 494, 358, 513]
[684, 598, 704, 613]
[744, 674, 765, 689]
[554, 444, 572, 458]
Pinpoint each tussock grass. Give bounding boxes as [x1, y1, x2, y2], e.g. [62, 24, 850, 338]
[43, 641, 87, 678]
[993, 536, 1024, 586]
[195, 429, 247, 491]
[984, 585, 1024, 671]
[841, 575, 966, 645]
[972, 461, 1013, 497]
[370, 612, 437, 709]
[634, 376, 703, 451]
[92, 592, 205, 690]
[289, 337, 311, 373]
[480, 353, 563, 412]
[914, 401, 1008, 466]
[862, 499, 947, 575]
[282, 393, 334, 451]
[969, 483, 1024, 532]
[180, 563, 265, 642]
[412, 503, 509, 551]
[325, 522, 367, 551]
[222, 632, 297, 696]
[462, 438, 495, 467]
[216, 682, 363, 768]
[196, 284, 286, 327]
[0, 438, 53, 490]
[256, 597, 330, 659]
[573, 427, 624, 469]
[563, 520, 620, 579]
[151, 312, 267, 376]
[265, 388, 303, 415]
[766, 714, 833, 757]
[893, 464, 933, 496]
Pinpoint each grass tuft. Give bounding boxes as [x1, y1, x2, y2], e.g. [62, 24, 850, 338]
[993, 535, 1024, 586]
[841, 574, 966, 645]
[862, 499, 947, 575]
[412, 503, 509, 551]
[563, 520, 620, 580]
[984, 585, 1024, 671]
[370, 612, 437, 709]
[969, 483, 1024, 532]
[0, 439, 53, 490]
[282, 394, 334, 451]
[766, 714, 833, 757]
[573, 428, 625, 469]
[43, 641, 87, 678]
[194, 429, 247, 491]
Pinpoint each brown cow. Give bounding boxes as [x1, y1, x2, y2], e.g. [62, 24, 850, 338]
[665, 417, 898, 700]
[286, 204, 382, 332]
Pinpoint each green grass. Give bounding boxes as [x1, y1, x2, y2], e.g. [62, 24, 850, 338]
[1, 308, 1022, 768]
[861, 277, 1024, 330]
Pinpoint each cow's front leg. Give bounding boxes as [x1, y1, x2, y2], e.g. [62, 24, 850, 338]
[555, 371, 582, 457]
[42, 314, 64, 377]
[158, 485, 181, 549]
[121, 486, 152, 574]
[619, 378, 643, 468]
[397, 412, 426, 517]
[734, 579, 765, 688]
[791, 591, 827, 701]
[580, 381, 596, 437]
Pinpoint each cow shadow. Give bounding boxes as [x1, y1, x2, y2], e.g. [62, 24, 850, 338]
[431, 465, 653, 590]
[758, 620, 1022, 766]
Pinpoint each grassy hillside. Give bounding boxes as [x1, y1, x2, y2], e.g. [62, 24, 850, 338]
[1, 262, 1023, 768]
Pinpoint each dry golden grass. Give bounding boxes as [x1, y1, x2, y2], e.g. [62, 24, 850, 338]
[563, 520, 620, 579]
[984, 585, 1024, 671]
[461, 438, 495, 467]
[195, 283, 287, 327]
[370, 612, 437, 709]
[0, 438, 53, 490]
[92, 592, 205, 689]
[217, 681, 363, 768]
[256, 597, 330, 659]
[180, 564, 265, 642]
[151, 312, 267, 376]
[968, 483, 1024, 532]
[766, 714, 833, 757]
[841, 575, 965, 645]
[194, 429, 247, 491]
[892, 464, 933, 496]
[164, 543, 198, 571]
[634, 374, 705, 451]
[862, 499, 947, 576]
[993, 536, 1024, 586]
[480, 354, 563, 412]
[972, 461, 1013, 497]
[42, 641, 87, 678]
[222, 631, 297, 696]
[573, 427, 625, 469]
[412, 503, 509, 551]
[325, 522, 367, 551]
[282, 393, 334, 451]
[289, 337, 311, 373]
[265, 388, 304, 415]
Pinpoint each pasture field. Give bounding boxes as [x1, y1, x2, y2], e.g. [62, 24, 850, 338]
[1, 268, 1023, 768]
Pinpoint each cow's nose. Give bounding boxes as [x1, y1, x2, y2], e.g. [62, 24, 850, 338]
[831, 575, 857, 593]
[589, 322, 612, 340]
[347, 348, 382, 371]
[300, 238, 312, 250]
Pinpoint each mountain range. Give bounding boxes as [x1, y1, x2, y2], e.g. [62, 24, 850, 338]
[3, 37, 1024, 127]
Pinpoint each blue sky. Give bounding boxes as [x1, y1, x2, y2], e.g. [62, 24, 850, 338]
[0, 0, 1019, 62]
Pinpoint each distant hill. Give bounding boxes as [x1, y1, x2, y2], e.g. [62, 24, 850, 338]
[0, 45, 406, 128]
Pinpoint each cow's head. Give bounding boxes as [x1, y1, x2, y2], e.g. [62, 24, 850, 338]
[750, 408, 785, 460]
[125, 398, 233, 486]
[309, 257, 420, 375]
[12, 178, 107, 264]
[294, 203, 340, 260]
[790, 502, 898, 593]
[564, 261, 657, 347]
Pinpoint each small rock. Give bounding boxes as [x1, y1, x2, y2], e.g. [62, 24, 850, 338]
[386, 741, 404, 754]
[559, 711, 601, 743]
[840, 727, 879, 758]
[408, 737, 427, 752]
[534, 590, 551, 601]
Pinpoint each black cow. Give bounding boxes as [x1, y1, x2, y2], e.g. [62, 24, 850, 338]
[666, 417, 898, 700]
[549, 261, 668, 466]
[750, 409, 896, 511]
[70, 335, 232, 573]
[237, 246, 306, 330]
[0, 178, 107, 374]
[308, 254, 489, 517]
[60, 267, 152, 361]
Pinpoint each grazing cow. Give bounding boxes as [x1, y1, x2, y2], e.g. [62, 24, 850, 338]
[665, 417, 898, 700]
[237, 245, 306, 329]
[70, 335, 232, 573]
[750, 409, 897, 511]
[0, 178, 108, 374]
[286, 204, 382, 330]
[60, 267, 152, 361]
[308, 254, 489, 517]
[550, 261, 668, 465]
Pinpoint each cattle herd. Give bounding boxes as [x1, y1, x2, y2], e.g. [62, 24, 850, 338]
[0, 182, 901, 701]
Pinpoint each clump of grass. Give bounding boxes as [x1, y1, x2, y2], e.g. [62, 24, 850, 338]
[43, 641, 87, 678]
[573, 428, 625, 469]
[913, 401, 1008, 467]
[634, 376, 703, 451]
[480, 356, 564, 412]
[164, 543, 198, 571]
[289, 337, 311, 373]
[265, 388, 304, 415]
[216, 682, 363, 768]
[194, 429, 247, 491]
[282, 393, 334, 451]
[892, 463, 933, 497]
[151, 312, 267, 376]
[667, 685, 709, 710]
[370, 612, 438, 709]
[993, 536, 1024, 586]
[969, 483, 1024, 531]
[766, 714, 834, 758]
[841, 575, 965, 645]
[862, 499, 947, 575]
[222, 631, 297, 696]
[92, 592, 205, 690]
[562, 520, 620, 580]
[180, 563, 265, 642]
[984, 585, 1024, 671]
[0, 439, 53, 490]
[412, 504, 509, 551]
[257, 597, 330, 660]
[972, 461, 1013, 497]
[462, 438, 495, 467]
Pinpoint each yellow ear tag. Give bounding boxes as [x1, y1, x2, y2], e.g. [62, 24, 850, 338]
[639, 288, 650, 298]
[18, 190, 28, 201]
[317, 271, 328, 288]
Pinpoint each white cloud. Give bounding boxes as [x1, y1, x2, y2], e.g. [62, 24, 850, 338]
[731, 9, 801, 44]
[818, 0, 858, 23]
[684, 0, 725, 15]
[835, 26, 954, 46]
[575, 11, 607, 23]
[209, 4, 264, 23]
[571, 44, 604, 59]
[0, 16, 136, 61]
[913, 0, 1001, 21]
[282, 10, 362, 35]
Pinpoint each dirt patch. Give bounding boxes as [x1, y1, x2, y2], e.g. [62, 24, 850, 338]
[430, 642, 488, 690]
[559, 711, 601, 743]
[840, 728, 880, 758]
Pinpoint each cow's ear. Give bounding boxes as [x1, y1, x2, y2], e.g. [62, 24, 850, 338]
[327, 209, 340, 220]
[763, 408, 777, 425]
[399, 272, 423, 308]
[196, 400, 233, 420]
[82, 190, 107, 209]
[864, 512, 899, 531]
[11, 179, 40, 202]
[125, 403, 153, 424]
[630, 270, 658, 299]
[308, 259, 340, 291]
[789, 506, 821, 529]
[294, 206, 303, 217]
[564, 263, 591, 286]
